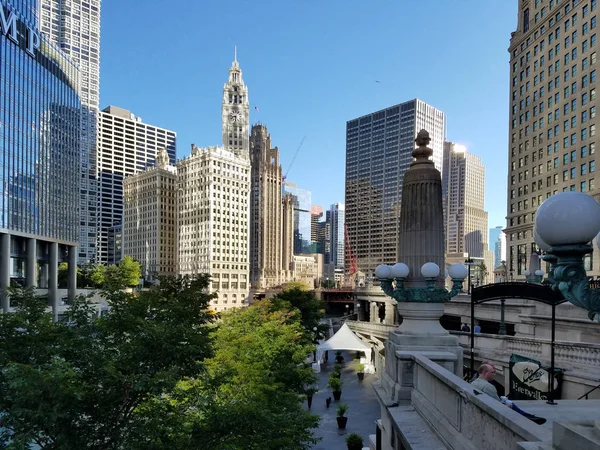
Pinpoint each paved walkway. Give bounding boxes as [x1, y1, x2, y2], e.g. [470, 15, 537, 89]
[306, 350, 380, 450]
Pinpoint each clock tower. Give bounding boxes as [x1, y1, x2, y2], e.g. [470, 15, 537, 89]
[222, 47, 249, 157]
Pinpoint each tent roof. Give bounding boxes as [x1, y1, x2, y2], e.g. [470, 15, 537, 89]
[317, 323, 371, 353]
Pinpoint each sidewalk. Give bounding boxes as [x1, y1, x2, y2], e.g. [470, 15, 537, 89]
[306, 350, 380, 450]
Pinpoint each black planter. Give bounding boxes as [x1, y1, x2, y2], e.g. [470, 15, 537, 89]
[336, 416, 348, 429]
[332, 390, 342, 401]
[348, 445, 362, 450]
[306, 395, 313, 408]
[357, 372, 364, 381]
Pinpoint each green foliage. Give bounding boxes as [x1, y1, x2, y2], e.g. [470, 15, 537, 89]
[283, 281, 310, 291]
[87, 263, 107, 288]
[336, 403, 348, 417]
[355, 363, 365, 373]
[0, 276, 215, 449]
[346, 432, 363, 449]
[328, 375, 343, 392]
[270, 286, 326, 341]
[57, 262, 69, 288]
[333, 363, 342, 373]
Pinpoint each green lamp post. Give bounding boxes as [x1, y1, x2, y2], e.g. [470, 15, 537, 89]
[534, 191, 600, 322]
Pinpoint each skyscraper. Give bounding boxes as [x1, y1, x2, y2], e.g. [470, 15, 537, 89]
[489, 225, 506, 269]
[177, 54, 251, 311]
[123, 150, 177, 279]
[1, 0, 81, 315]
[345, 99, 446, 275]
[442, 142, 488, 258]
[38, 0, 101, 264]
[96, 106, 176, 265]
[489, 226, 503, 252]
[327, 203, 345, 269]
[249, 124, 287, 289]
[283, 182, 314, 254]
[507, 0, 600, 278]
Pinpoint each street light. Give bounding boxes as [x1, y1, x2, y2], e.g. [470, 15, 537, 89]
[534, 191, 600, 321]
[375, 262, 468, 303]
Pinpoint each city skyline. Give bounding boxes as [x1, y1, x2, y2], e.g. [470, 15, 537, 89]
[98, 1, 517, 228]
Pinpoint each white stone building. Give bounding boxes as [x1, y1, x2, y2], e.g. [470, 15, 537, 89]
[177, 53, 251, 312]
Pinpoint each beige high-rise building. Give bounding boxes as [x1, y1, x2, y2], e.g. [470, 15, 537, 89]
[122, 150, 177, 279]
[249, 124, 288, 288]
[177, 53, 251, 311]
[442, 142, 488, 258]
[508, 0, 600, 278]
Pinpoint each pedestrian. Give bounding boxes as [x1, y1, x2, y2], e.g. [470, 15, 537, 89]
[461, 323, 471, 332]
[471, 363, 546, 425]
[474, 323, 481, 334]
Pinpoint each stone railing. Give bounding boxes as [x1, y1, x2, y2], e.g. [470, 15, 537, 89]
[374, 353, 551, 450]
[452, 331, 600, 373]
[346, 319, 395, 340]
[409, 353, 550, 449]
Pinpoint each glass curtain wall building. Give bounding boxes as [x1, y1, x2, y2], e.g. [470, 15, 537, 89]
[283, 182, 314, 254]
[0, 0, 81, 316]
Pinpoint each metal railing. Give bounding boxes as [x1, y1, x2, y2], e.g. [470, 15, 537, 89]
[579, 382, 600, 399]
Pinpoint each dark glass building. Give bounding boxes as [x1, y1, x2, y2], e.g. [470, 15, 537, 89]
[283, 181, 314, 254]
[0, 0, 81, 316]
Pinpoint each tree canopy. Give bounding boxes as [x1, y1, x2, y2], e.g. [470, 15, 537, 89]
[0, 276, 320, 449]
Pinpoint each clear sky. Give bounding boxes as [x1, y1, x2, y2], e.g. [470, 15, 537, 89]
[100, 0, 517, 229]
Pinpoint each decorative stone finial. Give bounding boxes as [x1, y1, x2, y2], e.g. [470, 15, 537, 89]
[412, 129, 433, 161]
[156, 149, 169, 168]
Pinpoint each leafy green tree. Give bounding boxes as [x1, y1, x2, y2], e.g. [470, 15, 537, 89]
[284, 280, 310, 291]
[132, 299, 320, 450]
[271, 287, 326, 340]
[58, 262, 69, 288]
[88, 263, 107, 288]
[0, 275, 215, 449]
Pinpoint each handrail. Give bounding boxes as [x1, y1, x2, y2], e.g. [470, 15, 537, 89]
[578, 382, 600, 399]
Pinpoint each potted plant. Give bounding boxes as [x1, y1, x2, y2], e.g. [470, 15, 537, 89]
[356, 363, 365, 381]
[346, 432, 363, 450]
[336, 403, 348, 429]
[335, 350, 344, 363]
[305, 387, 317, 409]
[333, 363, 342, 377]
[328, 374, 343, 401]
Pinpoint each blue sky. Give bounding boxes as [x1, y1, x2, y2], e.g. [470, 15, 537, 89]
[100, 0, 517, 229]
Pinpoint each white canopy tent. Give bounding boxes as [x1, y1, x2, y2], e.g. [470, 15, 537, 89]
[315, 323, 374, 373]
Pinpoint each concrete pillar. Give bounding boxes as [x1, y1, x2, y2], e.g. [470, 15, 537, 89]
[0, 233, 10, 312]
[26, 238, 36, 287]
[68, 245, 77, 304]
[385, 302, 395, 325]
[370, 302, 378, 323]
[48, 242, 58, 321]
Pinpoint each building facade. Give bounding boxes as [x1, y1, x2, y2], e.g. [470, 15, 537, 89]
[442, 142, 489, 258]
[249, 124, 286, 288]
[96, 106, 176, 265]
[283, 182, 314, 254]
[38, 0, 101, 264]
[177, 55, 251, 311]
[282, 194, 295, 273]
[345, 99, 446, 275]
[507, 0, 600, 278]
[328, 203, 345, 269]
[0, 0, 81, 314]
[123, 150, 177, 279]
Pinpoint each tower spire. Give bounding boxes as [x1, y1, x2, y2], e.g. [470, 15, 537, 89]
[234, 45, 237, 62]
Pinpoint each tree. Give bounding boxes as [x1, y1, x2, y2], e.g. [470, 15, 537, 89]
[283, 280, 310, 292]
[270, 287, 326, 340]
[88, 263, 107, 288]
[477, 263, 489, 284]
[0, 275, 215, 449]
[58, 262, 69, 288]
[131, 299, 320, 450]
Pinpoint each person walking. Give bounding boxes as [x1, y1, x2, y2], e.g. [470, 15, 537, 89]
[471, 363, 546, 425]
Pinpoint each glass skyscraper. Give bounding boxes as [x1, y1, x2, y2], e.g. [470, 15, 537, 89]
[283, 182, 313, 254]
[0, 0, 81, 315]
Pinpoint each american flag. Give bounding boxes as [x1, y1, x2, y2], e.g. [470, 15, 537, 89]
[254, 106, 259, 112]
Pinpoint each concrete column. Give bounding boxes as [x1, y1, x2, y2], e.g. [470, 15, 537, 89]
[370, 302, 378, 323]
[0, 233, 10, 312]
[385, 302, 395, 325]
[26, 238, 36, 287]
[68, 245, 77, 304]
[48, 242, 58, 321]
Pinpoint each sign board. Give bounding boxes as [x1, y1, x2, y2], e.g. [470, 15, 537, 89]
[509, 353, 563, 401]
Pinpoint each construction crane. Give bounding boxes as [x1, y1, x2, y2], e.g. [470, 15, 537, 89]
[344, 223, 358, 288]
[283, 136, 306, 181]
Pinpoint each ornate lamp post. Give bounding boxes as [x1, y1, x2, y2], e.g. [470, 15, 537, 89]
[534, 191, 600, 321]
[375, 262, 468, 333]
